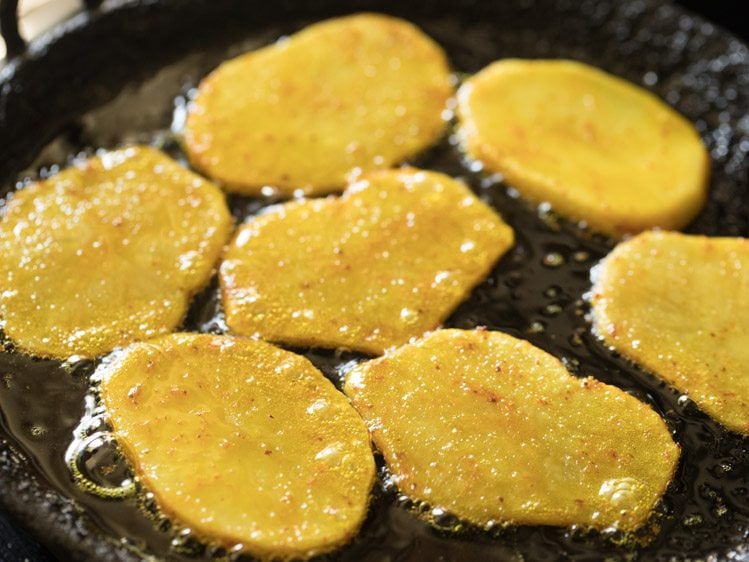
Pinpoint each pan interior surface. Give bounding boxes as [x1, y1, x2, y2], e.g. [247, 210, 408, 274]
[0, 1, 748, 560]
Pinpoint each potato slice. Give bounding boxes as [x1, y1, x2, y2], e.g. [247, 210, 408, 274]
[0, 146, 232, 358]
[183, 13, 453, 196]
[456, 59, 709, 238]
[220, 168, 514, 354]
[590, 231, 749, 434]
[99, 333, 375, 558]
[344, 329, 679, 531]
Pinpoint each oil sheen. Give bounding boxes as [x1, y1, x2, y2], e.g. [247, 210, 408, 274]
[1, 14, 748, 562]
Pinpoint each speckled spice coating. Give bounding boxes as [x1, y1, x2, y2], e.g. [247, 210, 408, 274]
[0, 0, 748, 561]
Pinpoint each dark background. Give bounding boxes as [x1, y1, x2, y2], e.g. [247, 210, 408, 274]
[677, 0, 749, 41]
[0, 1, 747, 561]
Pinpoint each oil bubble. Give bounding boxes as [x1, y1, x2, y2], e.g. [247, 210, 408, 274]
[527, 321, 546, 334]
[66, 430, 136, 499]
[542, 252, 565, 268]
[543, 285, 561, 298]
[573, 250, 590, 263]
[543, 304, 563, 317]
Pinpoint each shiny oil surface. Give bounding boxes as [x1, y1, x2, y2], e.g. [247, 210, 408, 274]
[1, 3, 748, 561]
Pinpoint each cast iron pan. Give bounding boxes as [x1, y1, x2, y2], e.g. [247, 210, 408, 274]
[1, 0, 748, 560]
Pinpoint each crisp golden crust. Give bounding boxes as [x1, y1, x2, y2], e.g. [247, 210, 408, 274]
[344, 329, 679, 531]
[219, 168, 514, 354]
[0, 146, 232, 358]
[100, 333, 375, 559]
[456, 59, 709, 238]
[591, 231, 749, 434]
[184, 13, 453, 196]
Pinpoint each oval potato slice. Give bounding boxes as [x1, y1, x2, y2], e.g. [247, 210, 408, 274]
[220, 168, 514, 354]
[184, 13, 453, 196]
[99, 333, 375, 559]
[456, 59, 709, 238]
[591, 231, 749, 434]
[0, 146, 232, 358]
[344, 329, 679, 531]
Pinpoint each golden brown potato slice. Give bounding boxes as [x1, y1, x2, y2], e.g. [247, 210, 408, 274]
[0, 146, 232, 358]
[183, 13, 453, 196]
[220, 168, 514, 354]
[100, 333, 375, 559]
[344, 329, 679, 531]
[456, 59, 709, 238]
[590, 231, 749, 434]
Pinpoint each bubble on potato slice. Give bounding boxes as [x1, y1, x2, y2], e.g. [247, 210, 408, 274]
[99, 333, 375, 559]
[219, 168, 514, 354]
[0, 146, 232, 359]
[591, 231, 749, 434]
[344, 329, 679, 531]
[456, 59, 709, 238]
[183, 13, 453, 196]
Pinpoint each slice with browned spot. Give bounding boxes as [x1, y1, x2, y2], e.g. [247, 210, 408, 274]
[0, 146, 232, 358]
[219, 168, 514, 354]
[100, 333, 375, 559]
[456, 59, 709, 237]
[591, 230, 749, 434]
[344, 329, 679, 530]
[184, 13, 453, 196]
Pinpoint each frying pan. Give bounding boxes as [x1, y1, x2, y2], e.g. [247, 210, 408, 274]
[1, 0, 748, 560]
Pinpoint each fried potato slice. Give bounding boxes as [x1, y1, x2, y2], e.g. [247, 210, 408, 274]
[0, 146, 232, 358]
[590, 231, 749, 434]
[344, 329, 679, 531]
[99, 333, 375, 559]
[456, 59, 709, 238]
[183, 13, 453, 196]
[220, 168, 514, 354]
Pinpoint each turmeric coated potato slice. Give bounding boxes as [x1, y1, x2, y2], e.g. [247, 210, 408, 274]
[344, 329, 679, 531]
[0, 146, 232, 358]
[220, 168, 514, 354]
[456, 59, 709, 238]
[591, 231, 749, 434]
[99, 333, 375, 559]
[184, 13, 453, 196]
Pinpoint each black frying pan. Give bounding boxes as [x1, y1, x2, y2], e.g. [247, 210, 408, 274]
[1, 1, 748, 560]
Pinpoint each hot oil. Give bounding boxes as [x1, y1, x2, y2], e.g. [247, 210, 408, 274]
[1, 12, 749, 562]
